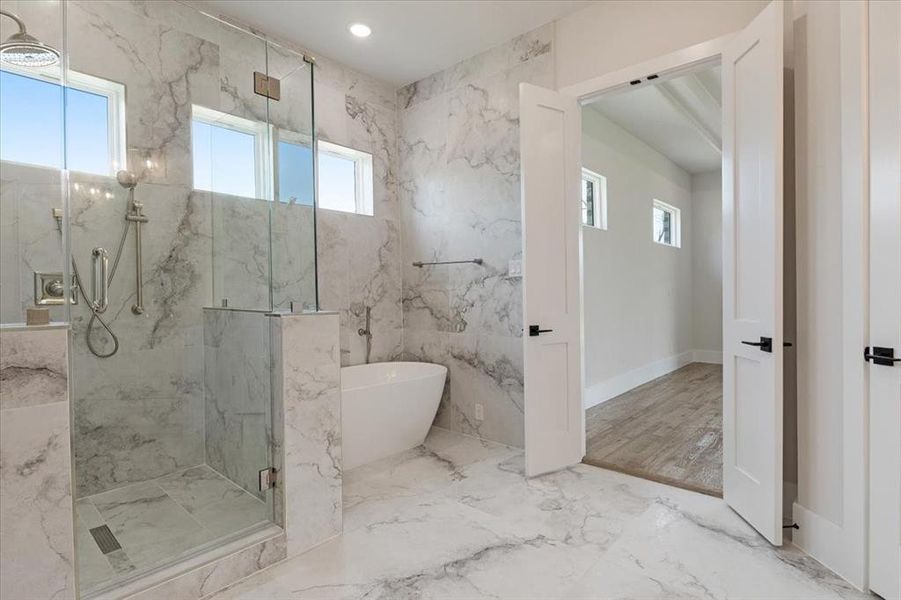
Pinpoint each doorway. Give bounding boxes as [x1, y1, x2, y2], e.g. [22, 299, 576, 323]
[521, 0, 791, 546]
[579, 65, 725, 498]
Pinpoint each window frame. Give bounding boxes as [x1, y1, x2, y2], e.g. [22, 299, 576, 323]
[191, 104, 269, 199]
[316, 139, 373, 216]
[0, 64, 126, 176]
[581, 167, 607, 230]
[652, 199, 681, 248]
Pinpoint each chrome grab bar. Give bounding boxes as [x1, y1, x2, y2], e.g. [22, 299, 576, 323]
[412, 258, 483, 268]
[91, 247, 109, 313]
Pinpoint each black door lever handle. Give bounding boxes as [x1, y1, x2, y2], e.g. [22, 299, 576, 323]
[865, 346, 899, 367]
[529, 325, 553, 337]
[741, 336, 773, 352]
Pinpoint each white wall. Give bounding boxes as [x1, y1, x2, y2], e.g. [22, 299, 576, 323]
[691, 171, 723, 356]
[581, 108, 695, 407]
[554, 1, 769, 90]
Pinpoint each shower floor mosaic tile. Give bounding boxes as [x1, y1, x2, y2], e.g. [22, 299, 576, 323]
[212, 428, 864, 600]
[75, 465, 270, 594]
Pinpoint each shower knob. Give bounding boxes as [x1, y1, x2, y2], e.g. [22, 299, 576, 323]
[44, 279, 64, 298]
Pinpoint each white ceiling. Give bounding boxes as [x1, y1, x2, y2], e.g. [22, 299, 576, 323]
[195, 1, 593, 87]
[588, 66, 723, 174]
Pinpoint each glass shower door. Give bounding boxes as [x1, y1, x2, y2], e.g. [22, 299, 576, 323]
[58, 2, 308, 595]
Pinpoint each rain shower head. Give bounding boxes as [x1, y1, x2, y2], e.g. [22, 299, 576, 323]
[0, 10, 60, 68]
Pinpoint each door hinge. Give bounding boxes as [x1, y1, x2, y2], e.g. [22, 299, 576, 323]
[253, 72, 281, 101]
[258, 467, 278, 491]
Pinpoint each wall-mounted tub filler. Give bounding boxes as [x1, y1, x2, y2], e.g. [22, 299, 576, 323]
[358, 305, 373, 364]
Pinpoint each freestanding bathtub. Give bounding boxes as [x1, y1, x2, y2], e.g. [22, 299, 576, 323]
[341, 361, 447, 470]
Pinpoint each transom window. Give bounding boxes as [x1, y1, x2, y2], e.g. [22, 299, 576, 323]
[317, 140, 373, 216]
[0, 66, 125, 176]
[192, 105, 267, 198]
[581, 167, 607, 229]
[652, 199, 681, 247]
[191, 105, 371, 215]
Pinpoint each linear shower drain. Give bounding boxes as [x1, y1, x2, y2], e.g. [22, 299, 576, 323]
[89, 525, 122, 554]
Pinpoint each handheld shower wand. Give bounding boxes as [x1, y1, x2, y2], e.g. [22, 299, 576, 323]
[52, 170, 148, 358]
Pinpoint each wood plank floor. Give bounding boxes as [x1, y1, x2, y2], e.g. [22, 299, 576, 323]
[584, 362, 723, 497]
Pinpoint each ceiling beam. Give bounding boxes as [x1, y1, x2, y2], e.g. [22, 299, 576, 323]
[653, 82, 722, 154]
[683, 72, 722, 110]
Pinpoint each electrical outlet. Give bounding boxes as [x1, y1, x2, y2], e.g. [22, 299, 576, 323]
[507, 259, 522, 278]
[474, 403, 484, 421]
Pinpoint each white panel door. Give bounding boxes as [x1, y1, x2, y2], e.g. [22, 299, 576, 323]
[868, 0, 901, 596]
[520, 82, 583, 477]
[721, 0, 785, 546]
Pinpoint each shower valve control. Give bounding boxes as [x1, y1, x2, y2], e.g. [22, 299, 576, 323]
[34, 272, 78, 306]
[45, 279, 64, 298]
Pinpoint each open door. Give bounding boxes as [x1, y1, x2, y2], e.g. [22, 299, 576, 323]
[520, 83, 583, 477]
[867, 0, 900, 596]
[721, 0, 785, 545]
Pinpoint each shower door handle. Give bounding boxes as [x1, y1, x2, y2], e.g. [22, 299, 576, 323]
[91, 247, 109, 314]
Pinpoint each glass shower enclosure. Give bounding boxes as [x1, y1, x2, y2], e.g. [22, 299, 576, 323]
[0, 0, 316, 595]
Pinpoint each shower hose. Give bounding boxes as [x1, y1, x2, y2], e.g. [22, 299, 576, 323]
[58, 217, 132, 358]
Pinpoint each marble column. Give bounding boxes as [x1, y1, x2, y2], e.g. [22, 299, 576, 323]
[270, 312, 342, 557]
[0, 324, 76, 600]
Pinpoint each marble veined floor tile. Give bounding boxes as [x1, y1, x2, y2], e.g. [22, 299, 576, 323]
[158, 464, 271, 538]
[157, 464, 253, 514]
[211, 428, 865, 600]
[89, 480, 216, 571]
[192, 491, 270, 539]
[77, 465, 275, 595]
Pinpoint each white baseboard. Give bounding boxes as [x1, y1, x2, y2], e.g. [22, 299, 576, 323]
[584, 349, 724, 410]
[692, 349, 723, 364]
[584, 351, 694, 409]
[792, 502, 865, 590]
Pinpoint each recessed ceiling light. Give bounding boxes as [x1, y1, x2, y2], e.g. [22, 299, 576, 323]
[348, 23, 371, 38]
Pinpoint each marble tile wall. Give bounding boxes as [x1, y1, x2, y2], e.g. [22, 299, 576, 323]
[397, 25, 556, 448]
[203, 308, 273, 500]
[0, 164, 67, 325]
[313, 57, 404, 366]
[270, 312, 342, 557]
[0, 325, 76, 600]
[208, 193, 317, 311]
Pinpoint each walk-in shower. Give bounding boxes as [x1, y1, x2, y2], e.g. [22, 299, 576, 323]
[0, 0, 316, 595]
